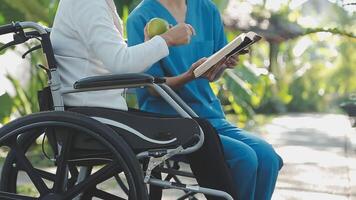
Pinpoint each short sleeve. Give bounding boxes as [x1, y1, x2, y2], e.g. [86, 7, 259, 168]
[127, 14, 146, 46]
[212, 4, 228, 52]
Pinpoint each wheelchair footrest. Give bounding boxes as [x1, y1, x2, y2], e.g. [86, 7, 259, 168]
[144, 146, 184, 183]
[154, 166, 195, 178]
[148, 178, 234, 200]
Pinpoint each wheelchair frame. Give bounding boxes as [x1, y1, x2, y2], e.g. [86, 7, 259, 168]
[0, 21, 233, 200]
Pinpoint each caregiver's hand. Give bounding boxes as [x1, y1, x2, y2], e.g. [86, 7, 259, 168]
[224, 49, 248, 69]
[185, 57, 230, 82]
[185, 57, 229, 82]
[202, 57, 228, 82]
[202, 49, 249, 82]
[145, 23, 195, 46]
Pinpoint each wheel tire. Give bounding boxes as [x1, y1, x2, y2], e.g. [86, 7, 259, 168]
[0, 111, 148, 200]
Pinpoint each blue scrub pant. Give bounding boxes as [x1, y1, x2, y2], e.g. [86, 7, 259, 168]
[208, 118, 283, 200]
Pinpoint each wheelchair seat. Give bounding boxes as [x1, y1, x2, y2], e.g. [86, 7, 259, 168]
[68, 107, 200, 153]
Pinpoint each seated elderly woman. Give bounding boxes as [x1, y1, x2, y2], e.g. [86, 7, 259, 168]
[50, 0, 237, 199]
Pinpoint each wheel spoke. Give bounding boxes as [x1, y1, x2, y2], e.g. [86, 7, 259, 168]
[35, 168, 56, 181]
[93, 189, 126, 200]
[67, 164, 79, 188]
[64, 162, 119, 199]
[0, 191, 37, 200]
[53, 161, 68, 193]
[53, 133, 72, 193]
[14, 147, 50, 195]
[114, 174, 129, 195]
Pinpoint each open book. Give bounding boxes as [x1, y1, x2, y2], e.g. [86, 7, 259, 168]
[193, 31, 262, 78]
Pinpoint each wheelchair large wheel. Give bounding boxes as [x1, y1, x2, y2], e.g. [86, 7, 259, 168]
[0, 111, 148, 200]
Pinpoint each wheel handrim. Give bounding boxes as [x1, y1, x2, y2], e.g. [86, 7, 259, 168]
[0, 121, 139, 200]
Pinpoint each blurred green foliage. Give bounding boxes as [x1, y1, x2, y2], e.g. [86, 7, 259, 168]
[215, 0, 356, 126]
[0, 0, 355, 128]
[0, 0, 57, 124]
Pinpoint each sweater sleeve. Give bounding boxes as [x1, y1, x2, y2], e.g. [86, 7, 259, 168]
[71, 0, 169, 74]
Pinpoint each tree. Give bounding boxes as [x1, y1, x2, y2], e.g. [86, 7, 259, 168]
[220, 0, 355, 118]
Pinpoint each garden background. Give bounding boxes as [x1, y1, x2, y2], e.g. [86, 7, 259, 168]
[0, 0, 355, 128]
[0, 0, 355, 199]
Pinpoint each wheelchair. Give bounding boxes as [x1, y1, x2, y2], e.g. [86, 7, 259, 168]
[0, 22, 234, 200]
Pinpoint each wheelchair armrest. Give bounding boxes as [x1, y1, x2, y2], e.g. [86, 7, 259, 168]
[73, 73, 162, 89]
[153, 77, 166, 84]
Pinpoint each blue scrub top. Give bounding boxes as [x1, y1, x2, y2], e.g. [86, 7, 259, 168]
[127, 0, 227, 119]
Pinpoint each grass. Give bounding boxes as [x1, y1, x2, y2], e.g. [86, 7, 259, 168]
[17, 184, 39, 197]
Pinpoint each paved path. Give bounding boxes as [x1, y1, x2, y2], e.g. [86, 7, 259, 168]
[259, 113, 356, 200]
[158, 113, 356, 199]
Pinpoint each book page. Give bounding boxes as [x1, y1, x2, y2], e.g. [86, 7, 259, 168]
[193, 32, 261, 78]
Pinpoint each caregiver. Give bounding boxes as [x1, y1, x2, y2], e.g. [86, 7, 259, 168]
[127, 0, 283, 199]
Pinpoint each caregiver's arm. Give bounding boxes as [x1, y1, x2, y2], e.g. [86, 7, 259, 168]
[164, 58, 207, 89]
[72, 0, 192, 74]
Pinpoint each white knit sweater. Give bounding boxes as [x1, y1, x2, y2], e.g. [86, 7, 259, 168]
[51, 0, 169, 110]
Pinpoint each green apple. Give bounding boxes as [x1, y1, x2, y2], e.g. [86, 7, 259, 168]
[147, 18, 169, 38]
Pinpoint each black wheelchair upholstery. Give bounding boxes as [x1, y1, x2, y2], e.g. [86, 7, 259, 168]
[39, 87, 200, 154]
[67, 107, 200, 153]
[73, 73, 155, 89]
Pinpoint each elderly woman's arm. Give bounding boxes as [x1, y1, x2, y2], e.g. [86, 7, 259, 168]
[72, 0, 191, 74]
